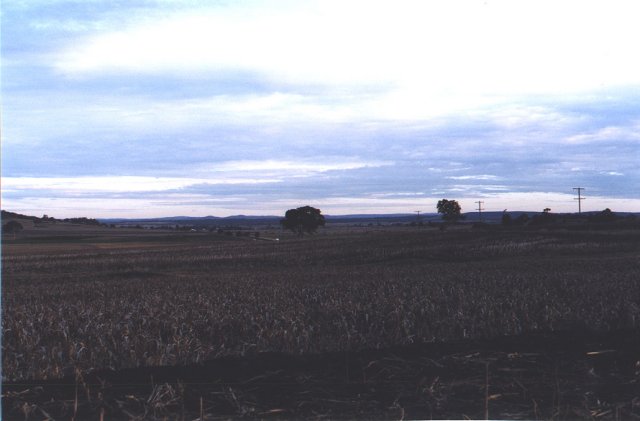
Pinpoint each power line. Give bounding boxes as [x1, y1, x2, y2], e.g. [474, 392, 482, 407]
[475, 201, 485, 221]
[573, 187, 585, 214]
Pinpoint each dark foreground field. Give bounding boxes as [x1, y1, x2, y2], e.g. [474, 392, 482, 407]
[3, 329, 640, 420]
[2, 223, 640, 419]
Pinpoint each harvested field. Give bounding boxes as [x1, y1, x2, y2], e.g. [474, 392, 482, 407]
[2, 225, 640, 419]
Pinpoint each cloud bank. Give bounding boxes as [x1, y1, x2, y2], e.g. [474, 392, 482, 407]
[2, 0, 639, 217]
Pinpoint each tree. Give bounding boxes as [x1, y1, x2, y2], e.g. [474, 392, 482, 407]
[501, 210, 512, 226]
[591, 208, 616, 223]
[2, 220, 24, 236]
[531, 207, 555, 225]
[514, 213, 529, 226]
[281, 206, 325, 236]
[436, 199, 462, 222]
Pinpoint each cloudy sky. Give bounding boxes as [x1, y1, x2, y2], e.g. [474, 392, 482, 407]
[2, 0, 639, 218]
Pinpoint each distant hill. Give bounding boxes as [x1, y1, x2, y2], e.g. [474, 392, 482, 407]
[1, 210, 101, 226]
[98, 213, 430, 225]
[1, 210, 42, 222]
[4, 209, 639, 230]
[39, 210, 640, 226]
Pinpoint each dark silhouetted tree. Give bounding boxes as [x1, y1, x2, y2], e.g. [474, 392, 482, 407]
[2, 220, 24, 236]
[436, 199, 462, 222]
[532, 208, 556, 225]
[591, 208, 616, 223]
[514, 213, 529, 226]
[281, 206, 325, 236]
[501, 210, 512, 226]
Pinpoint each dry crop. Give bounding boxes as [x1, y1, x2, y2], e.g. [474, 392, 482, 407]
[3, 229, 640, 382]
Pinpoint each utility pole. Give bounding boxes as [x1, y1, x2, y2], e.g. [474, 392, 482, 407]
[414, 210, 421, 223]
[573, 187, 585, 214]
[475, 201, 485, 221]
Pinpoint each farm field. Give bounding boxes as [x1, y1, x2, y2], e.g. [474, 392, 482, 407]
[2, 224, 640, 419]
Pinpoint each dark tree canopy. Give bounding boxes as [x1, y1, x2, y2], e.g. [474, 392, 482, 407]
[531, 208, 556, 225]
[590, 208, 617, 223]
[514, 213, 530, 225]
[281, 206, 325, 236]
[2, 220, 24, 234]
[501, 210, 512, 226]
[436, 199, 462, 222]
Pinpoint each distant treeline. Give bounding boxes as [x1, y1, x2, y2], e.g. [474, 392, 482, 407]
[1, 210, 41, 222]
[1, 210, 101, 226]
[467, 208, 640, 231]
[60, 217, 101, 225]
[2, 208, 639, 232]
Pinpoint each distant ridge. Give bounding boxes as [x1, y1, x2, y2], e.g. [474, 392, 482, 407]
[4, 209, 639, 226]
[326, 213, 417, 219]
[98, 215, 282, 223]
[97, 213, 427, 223]
[1, 210, 42, 221]
[96, 212, 580, 224]
[1, 210, 101, 225]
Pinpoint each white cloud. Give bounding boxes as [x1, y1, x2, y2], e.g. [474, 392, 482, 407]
[2, 176, 282, 194]
[371, 192, 427, 198]
[566, 124, 640, 144]
[2, 194, 259, 219]
[2, 160, 390, 195]
[5, 184, 640, 219]
[485, 106, 578, 131]
[53, 1, 640, 99]
[447, 175, 502, 181]
[208, 159, 391, 174]
[5, 1, 640, 219]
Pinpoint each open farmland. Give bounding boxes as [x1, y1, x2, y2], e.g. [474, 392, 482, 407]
[3, 225, 640, 419]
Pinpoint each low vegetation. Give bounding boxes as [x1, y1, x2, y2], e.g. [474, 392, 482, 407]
[3, 228, 639, 382]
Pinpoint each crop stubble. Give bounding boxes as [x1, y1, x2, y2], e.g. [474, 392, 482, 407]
[2, 229, 640, 382]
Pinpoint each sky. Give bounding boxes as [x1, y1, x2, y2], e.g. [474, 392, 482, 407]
[2, 0, 640, 218]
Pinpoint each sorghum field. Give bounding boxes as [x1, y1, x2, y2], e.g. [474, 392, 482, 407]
[3, 224, 640, 419]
